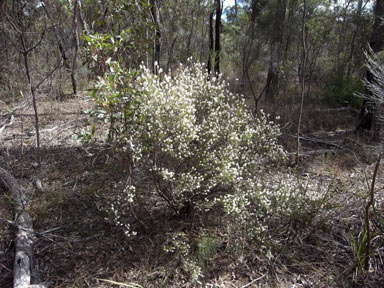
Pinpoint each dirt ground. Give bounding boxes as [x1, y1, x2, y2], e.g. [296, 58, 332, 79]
[1, 94, 384, 288]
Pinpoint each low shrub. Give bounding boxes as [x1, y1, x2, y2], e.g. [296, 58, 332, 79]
[322, 75, 364, 108]
[90, 60, 286, 237]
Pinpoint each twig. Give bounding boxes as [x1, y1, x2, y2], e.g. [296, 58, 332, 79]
[241, 274, 266, 288]
[364, 151, 383, 270]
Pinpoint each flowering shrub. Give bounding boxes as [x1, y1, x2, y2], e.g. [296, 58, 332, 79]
[91, 60, 286, 235]
[164, 232, 203, 284]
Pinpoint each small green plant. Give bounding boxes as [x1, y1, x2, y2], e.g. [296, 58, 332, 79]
[350, 230, 369, 273]
[75, 125, 96, 144]
[196, 234, 219, 267]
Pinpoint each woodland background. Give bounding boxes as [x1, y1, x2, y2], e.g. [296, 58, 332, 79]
[1, 0, 384, 287]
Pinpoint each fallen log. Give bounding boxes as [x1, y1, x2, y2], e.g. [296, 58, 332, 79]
[0, 166, 45, 288]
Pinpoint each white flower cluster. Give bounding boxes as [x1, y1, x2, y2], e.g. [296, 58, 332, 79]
[92, 60, 286, 236]
[102, 183, 137, 237]
[163, 232, 203, 284]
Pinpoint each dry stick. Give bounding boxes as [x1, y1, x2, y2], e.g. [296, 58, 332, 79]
[296, 0, 307, 165]
[364, 151, 383, 270]
[240, 274, 266, 288]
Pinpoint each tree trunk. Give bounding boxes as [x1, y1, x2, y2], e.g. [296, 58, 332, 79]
[214, 0, 221, 75]
[346, 0, 363, 78]
[356, 0, 384, 141]
[71, 0, 80, 95]
[150, 0, 161, 73]
[207, 11, 214, 76]
[265, 0, 287, 102]
[19, 29, 41, 168]
[296, 0, 307, 164]
[42, 2, 69, 69]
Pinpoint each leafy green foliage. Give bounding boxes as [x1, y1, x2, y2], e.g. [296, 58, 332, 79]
[323, 75, 364, 108]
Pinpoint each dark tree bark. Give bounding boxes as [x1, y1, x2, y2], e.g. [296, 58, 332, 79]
[265, 0, 287, 102]
[214, 0, 221, 75]
[346, 0, 363, 78]
[207, 11, 214, 75]
[71, 0, 80, 95]
[356, 0, 384, 140]
[150, 0, 161, 74]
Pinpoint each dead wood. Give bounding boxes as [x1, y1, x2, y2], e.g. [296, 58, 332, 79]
[0, 166, 45, 288]
[296, 135, 344, 149]
[290, 149, 336, 159]
[314, 107, 359, 114]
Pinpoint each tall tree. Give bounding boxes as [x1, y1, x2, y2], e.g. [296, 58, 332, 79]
[214, 0, 222, 74]
[42, 1, 70, 69]
[265, 0, 287, 102]
[356, 0, 384, 140]
[150, 0, 161, 73]
[207, 10, 214, 75]
[71, 0, 80, 95]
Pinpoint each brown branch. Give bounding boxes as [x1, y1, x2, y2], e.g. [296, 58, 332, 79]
[32, 57, 63, 92]
[364, 151, 383, 270]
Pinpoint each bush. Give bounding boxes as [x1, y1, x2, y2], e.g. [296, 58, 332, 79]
[322, 75, 364, 108]
[90, 61, 286, 236]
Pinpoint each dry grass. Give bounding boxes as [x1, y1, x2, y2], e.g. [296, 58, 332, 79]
[1, 94, 384, 288]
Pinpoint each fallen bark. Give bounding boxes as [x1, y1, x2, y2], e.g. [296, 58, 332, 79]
[0, 166, 45, 288]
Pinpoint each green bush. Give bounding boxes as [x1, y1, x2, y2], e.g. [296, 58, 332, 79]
[90, 60, 286, 237]
[322, 75, 364, 108]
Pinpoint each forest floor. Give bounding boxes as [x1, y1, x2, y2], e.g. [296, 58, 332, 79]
[1, 94, 384, 288]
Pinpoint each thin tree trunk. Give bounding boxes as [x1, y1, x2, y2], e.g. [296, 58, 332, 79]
[265, 0, 287, 102]
[20, 33, 41, 168]
[214, 0, 221, 75]
[296, 0, 307, 164]
[150, 0, 161, 73]
[71, 0, 79, 95]
[42, 2, 69, 69]
[207, 11, 214, 75]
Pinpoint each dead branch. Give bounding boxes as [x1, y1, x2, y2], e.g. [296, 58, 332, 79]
[290, 134, 344, 149]
[289, 149, 335, 159]
[314, 107, 360, 114]
[0, 166, 46, 288]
